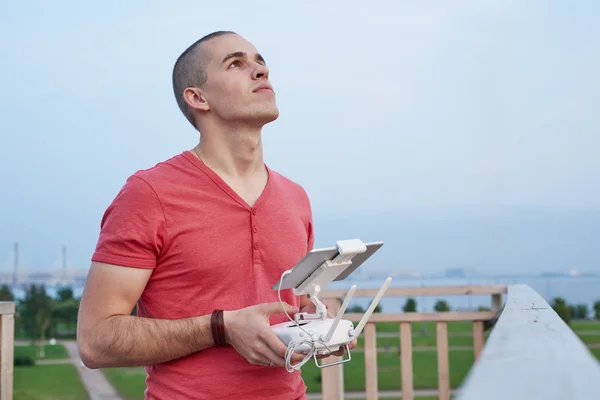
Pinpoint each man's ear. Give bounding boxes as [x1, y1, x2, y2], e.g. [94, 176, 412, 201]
[184, 87, 210, 112]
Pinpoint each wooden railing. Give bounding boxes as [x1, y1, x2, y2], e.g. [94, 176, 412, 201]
[456, 284, 600, 400]
[319, 285, 507, 400]
[0, 301, 15, 400]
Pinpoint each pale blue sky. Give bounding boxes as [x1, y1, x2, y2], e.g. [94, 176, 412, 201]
[1, 1, 599, 275]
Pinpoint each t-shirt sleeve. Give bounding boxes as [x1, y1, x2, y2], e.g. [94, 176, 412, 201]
[91, 175, 166, 269]
[307, 221, 314, 252]
[305, 193, 315, 252]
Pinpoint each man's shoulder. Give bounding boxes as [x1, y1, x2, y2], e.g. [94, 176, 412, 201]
[127, 151, 190, 188]
[108, 152, 192, 205]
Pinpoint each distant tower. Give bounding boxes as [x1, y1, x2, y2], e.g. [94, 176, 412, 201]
[13, 242, 19, 285]
[62, 244, 67, 284]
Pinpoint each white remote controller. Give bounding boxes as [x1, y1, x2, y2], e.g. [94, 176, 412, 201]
[272, 318, 355, 355]
[271, 239, 391, 372]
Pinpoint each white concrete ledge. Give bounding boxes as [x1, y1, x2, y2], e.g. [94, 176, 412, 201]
[456, 284, 600, 400]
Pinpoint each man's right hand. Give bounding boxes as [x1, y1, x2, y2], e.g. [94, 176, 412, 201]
[223, 302, 307, 368]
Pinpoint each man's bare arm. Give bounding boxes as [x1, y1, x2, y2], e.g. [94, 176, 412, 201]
[77, 261, 305, 369]
[76, 262, 215, 369]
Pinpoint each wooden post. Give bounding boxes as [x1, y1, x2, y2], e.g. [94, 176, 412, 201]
[437, 321, 450, 400]
[321, 298, 344, 400]
[0, 303, 15, 400]
[473, 321, 484, 361]
[492, 294, 503, 311]
[364, 322, 378, 400]
[400, 322, 413, 400]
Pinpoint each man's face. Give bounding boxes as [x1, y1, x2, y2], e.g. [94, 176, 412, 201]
[199, 34, 278, 125]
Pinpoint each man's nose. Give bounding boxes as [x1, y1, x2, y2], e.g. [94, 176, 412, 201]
[252, 62, 269, 80]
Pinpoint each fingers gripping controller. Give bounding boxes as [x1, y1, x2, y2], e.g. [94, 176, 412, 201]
[272, 239, 391, 372]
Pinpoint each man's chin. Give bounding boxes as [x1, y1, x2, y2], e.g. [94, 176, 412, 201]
[253, 108, 280, 125]
[264, 110, 279, 124]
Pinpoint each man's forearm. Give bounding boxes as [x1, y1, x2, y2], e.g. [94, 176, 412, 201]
[79, 314, 214, 368]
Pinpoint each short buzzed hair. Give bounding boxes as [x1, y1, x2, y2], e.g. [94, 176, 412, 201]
[172, 31, 237, 127]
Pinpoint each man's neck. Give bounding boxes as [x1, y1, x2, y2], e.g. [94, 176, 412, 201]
[193, 124, 266, 179]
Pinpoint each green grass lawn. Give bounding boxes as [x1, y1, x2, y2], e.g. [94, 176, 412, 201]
[103, 367, 148, 400]
[14, 344, 69, 360]
[302, 349, 475, 392]
[578, 334, 600, 344]
[374, 319, 600, 334]
[357, 334, 479, 349]
[374, 321, 475, 333]
[13, 364, 89, 400]
[571, 320, 600, 331]
[357, 329, 598, 349]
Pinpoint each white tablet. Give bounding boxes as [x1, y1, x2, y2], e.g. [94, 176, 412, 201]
[272, 240, 384, 291]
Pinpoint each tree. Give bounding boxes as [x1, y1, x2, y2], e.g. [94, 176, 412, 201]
[434, 300, 451, 312]
[348, 305, 365, 313]
[369, 299, 382, 313]
[52, 298, 80, 334]
[350, 300, 382, 313]
[551, 297, 571, 325]
[571, 304, 589, 320]
[51, 286, 80, 338]
[18, 284, 54, 357]
[594, 301, 600, 320]
[403, 298, 417, 313]
[56, 287, 74, 303]
[0, 284, 14, 301]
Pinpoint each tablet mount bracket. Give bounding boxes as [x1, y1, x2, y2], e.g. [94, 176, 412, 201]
[292, 239, 367, 322]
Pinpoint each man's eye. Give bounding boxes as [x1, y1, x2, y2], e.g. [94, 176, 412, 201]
[229, 60, 242, 68]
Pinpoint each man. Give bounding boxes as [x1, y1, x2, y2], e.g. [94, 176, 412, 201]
[77, 31, 354, 400]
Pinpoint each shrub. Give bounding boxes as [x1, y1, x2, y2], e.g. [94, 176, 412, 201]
[14, 355, 35, 366]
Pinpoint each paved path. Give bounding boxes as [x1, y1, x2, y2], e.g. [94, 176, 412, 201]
[61, 341, 125, 400]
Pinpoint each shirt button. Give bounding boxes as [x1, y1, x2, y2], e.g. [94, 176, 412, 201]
[253, 227, 258, 233]
[252, 209, 257, 215]
[254, 243, 259, 250]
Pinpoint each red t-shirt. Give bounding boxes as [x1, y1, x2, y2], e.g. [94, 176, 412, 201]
[91, 150, 314, 400]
